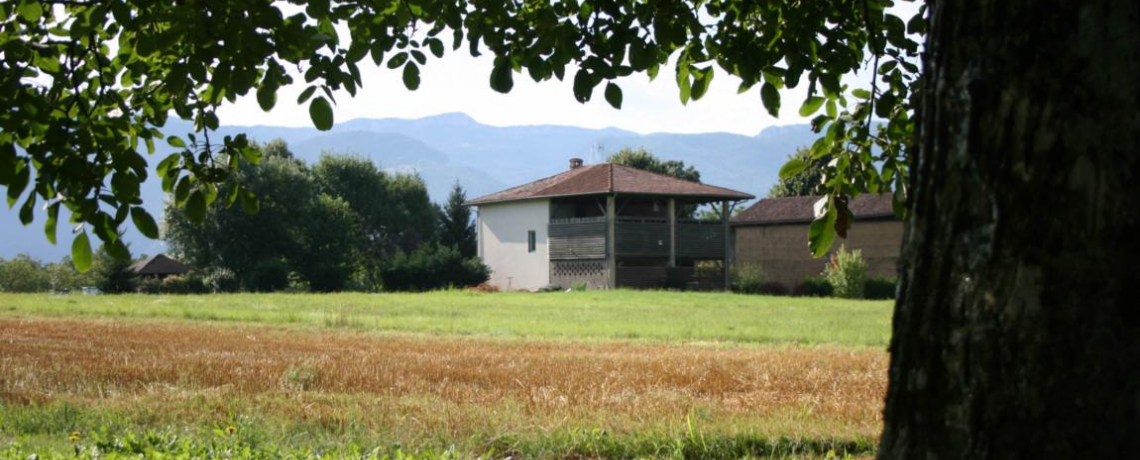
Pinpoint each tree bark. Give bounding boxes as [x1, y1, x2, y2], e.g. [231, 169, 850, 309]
[879, 0, 1140, 458]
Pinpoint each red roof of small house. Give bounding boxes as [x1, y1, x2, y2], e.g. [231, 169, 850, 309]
[129, 254, 190, 276]
[732, 193, 897, 225]
[465, 163, 754, 205]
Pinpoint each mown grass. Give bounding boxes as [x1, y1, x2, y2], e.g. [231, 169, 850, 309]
[0, 290, 892, 347]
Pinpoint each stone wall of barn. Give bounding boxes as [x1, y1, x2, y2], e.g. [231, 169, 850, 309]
[733, 219, 903, 289]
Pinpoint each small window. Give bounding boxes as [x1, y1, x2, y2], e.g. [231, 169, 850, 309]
[527, 230, 536, 253]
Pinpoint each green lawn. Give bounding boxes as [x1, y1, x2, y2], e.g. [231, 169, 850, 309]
[0, 290, 893, 347]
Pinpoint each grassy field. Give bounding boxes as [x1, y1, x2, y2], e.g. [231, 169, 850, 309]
[0, 291, 893, 459]
[0, 291, 892, 347]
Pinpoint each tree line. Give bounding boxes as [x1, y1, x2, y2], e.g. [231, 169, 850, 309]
[163, 140, 484, 292]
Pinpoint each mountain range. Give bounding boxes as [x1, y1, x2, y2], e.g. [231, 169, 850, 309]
[1, 113, 820, 261]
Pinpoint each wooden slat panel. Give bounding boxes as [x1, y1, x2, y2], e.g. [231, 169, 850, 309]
[616, 222, 670, 256]
[677, 224, 726, 258]
[549, 220, 607, 260]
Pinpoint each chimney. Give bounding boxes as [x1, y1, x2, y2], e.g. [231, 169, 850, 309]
[569, 158, 584, 170]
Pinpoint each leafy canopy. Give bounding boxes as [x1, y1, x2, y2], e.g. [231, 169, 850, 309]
[769, 148, 826, 198]
[1, 0, 923, 266]
[607, 147, 701, 183]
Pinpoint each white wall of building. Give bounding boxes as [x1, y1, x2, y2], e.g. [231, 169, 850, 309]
[476, 199, 550, 291]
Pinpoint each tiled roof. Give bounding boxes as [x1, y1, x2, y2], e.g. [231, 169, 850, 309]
[129, 254, 190, 275]
[732, 193, 897, 225]
[466, 163, 754, 205]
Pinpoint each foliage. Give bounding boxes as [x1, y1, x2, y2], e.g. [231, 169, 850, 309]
[437, 182, 477, 259]
[769, 148, 828, 198]
[378, 244, 489, 292]
[731, 263, 766, 294]
[293, 194, 361, 292]
[794, 278, 835, 297]
[204, 267, 239, 293]
[607, 147, 700, 182]
[93, 248, 137, 294]
[863, 276, 897, 300]
[0, 0, 923, 267]
[0, 254, 51, 292]
[823, 246, 867, 299]
[166, 142, 435, 292]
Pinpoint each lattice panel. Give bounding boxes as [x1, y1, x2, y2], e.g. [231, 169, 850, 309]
[551, 260, 607, 278]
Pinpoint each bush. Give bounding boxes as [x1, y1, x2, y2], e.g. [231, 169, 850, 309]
[205, 267, 239, 293]
[136, 277, 163, 294]
[794, 277, 834, 297]
[731, 263, 766, 294]
[571, 280, 588, 291]
[822, 245, 866, 299]
[864, 276, 898, 300]
[181, 270, 209, 294]
[379, 244, 490, 292]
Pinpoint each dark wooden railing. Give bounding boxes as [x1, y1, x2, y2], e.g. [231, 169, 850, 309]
[549, 216, 727, 261]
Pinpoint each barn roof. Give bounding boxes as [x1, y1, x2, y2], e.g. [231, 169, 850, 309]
[466, 163, 754, 205]
[129, 254, 190, 276]
[732, 193, 897, 225]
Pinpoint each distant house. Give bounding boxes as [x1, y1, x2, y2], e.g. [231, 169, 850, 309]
[732, 194, 902, 289]
[466, 159, 754, 291]
[129, 254, 190, 280]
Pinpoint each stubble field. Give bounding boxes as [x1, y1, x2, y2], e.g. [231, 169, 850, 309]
[0, 292, 892, 459]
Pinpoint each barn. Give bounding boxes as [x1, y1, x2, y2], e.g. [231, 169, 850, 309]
[466, 159, 754, 291]
[129, 254, 190, 280]
[731, 194, 902, 289]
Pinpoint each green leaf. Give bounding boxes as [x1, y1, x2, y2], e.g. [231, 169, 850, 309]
[603, 82, 622, 109]
[851, 88, 871, 100]
[174, 176, 191, 205]
[799, 96, 826, 117]
[779, 158, 807, 180]
[256, 84, 277, 111]
[572, 69, 594, 103]
[402, 62, 421, 90]
[186, 190, 207, 222]
[309, 96, 334, 131]
[691, 67, 714, 101]
[6, 163, 29, 208]
[131, 207, 159, 239]
[808, 200, 838, 258]
[105, 238, 130, 261]
[18, 1, 43, 22]
[677, 67, 692, 105]
[760, 82, 780, 117]
[166, 136, 186, 148]
[490, 60, 514, 93]
[297, 86, 317, 104]
[427, 39, 444, 58]
[72, 231, 93, 272]
[239, 189, 260, 215]
[45, 202, 59, 244]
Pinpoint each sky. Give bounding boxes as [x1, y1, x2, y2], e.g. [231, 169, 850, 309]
[218, 52, 814, 136]
[215, 4, 921, 136]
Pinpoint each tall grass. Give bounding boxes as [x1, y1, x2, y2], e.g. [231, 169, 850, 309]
[0, 290, 892, 347]
[0, 317, 885, 458]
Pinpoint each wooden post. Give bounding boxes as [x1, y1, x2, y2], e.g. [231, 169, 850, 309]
[607, 195, 617, 289]
[722, 200, 731, 291]
[668, 198, 677, 268]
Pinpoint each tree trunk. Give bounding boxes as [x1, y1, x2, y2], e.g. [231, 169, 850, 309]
[879, 1, 1140, 458]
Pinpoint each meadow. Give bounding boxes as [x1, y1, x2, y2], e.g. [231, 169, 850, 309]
[0, 291, 893, 459]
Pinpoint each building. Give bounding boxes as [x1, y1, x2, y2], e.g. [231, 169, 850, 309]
[731, 193, 903, 289]
[128, 254, 190, 280]
[466, 159, 754, 291]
